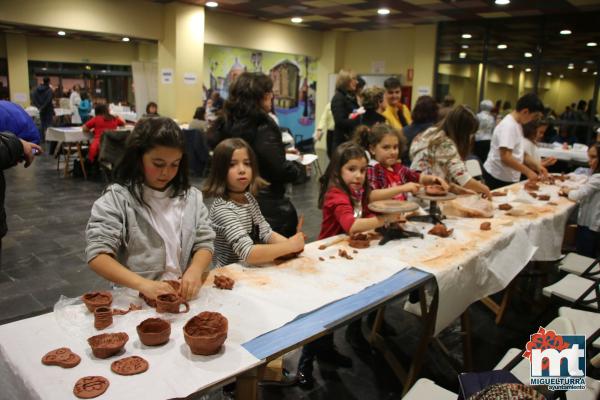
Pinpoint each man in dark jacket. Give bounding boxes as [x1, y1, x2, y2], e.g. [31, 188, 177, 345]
[30, 77, 54, 142]
[0, 100, 41, 144]
[0, 132, 42, 252]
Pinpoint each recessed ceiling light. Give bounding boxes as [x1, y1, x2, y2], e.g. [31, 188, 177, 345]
[560, 74, 564, 79]
[586, 60, 595, 64]
[291, 17, 303, 24]
[497, 44, 507, 49]
[546, 72, 552, 76]
[41, 67, 47, 71]
[101, 70, 107, 73]
[85, 65, 91, 70]
[205, 1, 218, 7]
[582, 67, 588, 73]
[507, 64, 514, 69]
[377, 8, 390, 15]
[461, 44, 469, 49]
[560, 29, 572, 35]
[568, 63, 574, 70]
[525, 68, 532, 72]
[587, 42, 598, 47]
[57, 31, 66, 36]
[459, 52, 467, 59]
[594, 72, 598, 76]
[122, 37, 130, 42]
[495, 0, 510, 4]
[462, 33, 472, 39]
[524, 52, 533, 58]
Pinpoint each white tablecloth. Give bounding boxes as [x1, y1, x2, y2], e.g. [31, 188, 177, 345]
[45, 127, 92, 143]
[538, 147, 588, 163]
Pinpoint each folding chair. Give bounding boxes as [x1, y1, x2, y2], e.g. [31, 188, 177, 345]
[543, 274, 600, 311]
[559, 253, 600, 279]
[98, 129, 131, 182]
[402, 378, 456, 400]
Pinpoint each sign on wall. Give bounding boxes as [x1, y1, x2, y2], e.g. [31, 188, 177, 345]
[161, 68, 173, 84]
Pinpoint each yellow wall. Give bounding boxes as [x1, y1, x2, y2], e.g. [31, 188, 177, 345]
[438, 64, 478, 108]
[539, 75, 598, 114]
[412, 25, 436, 101]
[343, 28, 414, 76]
[26, 36, 139, 65]
[204, 11, 322, 58]
[5, 34, 30, 106]
[0, 0, 164, 40]
[483, 65, 518, 107]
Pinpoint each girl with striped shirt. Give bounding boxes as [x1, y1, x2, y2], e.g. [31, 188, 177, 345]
[204, 138, 305, 267]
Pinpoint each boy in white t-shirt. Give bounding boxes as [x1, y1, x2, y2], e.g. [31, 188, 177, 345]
[483, 93, 545, 189]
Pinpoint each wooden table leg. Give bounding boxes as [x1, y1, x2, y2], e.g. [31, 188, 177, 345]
[235, 366, 261, 400]
[480, 280, 515, 325]
[76, 142, 87, 179]
[64, 144, 71, 177]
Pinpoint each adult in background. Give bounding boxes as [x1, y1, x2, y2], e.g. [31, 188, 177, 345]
[313, 102, 335, 159]
[411, 105, 490, 197]
[0, 132, 42, 253]
[331, 69, 361, 152]
[143, 102, 160, 118]
[189, 107, 208, 132]
[83, 104, 125, 163]
[213, 72, 304, 237]
[402, 95, 438, 165]
[382, 76, 412, 129]
[78, 91, 92, 123]
[30, 77, 54, 143]
[69, 84, 82, 124]
[474, 99, 495, 163]
[0, 100, 41, 144]
[483, 93, 544, 189]
[438, 94, 455, 121]
[358, 86, 386, 127]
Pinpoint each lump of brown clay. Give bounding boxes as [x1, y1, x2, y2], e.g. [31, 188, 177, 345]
[94, 307, 113, 330]
[491, 190, 507, 197]
[548, 201, 558, 206]
[42, 347, 81, 368]
[538, 194, 550, 201]
[112, 303, 142, 316]
[528, 192, 538, 198]
[156, 293, 190, 314]
[88, 332, 129, 359]
[524, 181, 540, 191]
[425, 184, 448, 196]
[183, 312, 228, 356]
[81, 292, 112, 313]
[428, 224, 453, 238]
[480, 222, 492, 231]
[329, 255, 335, 259]
[139, 280, 180, 308]
[137, 318, 171, 346]
[498, 203, 513, 211]
[274, 250, 303, 264]
[338, 248, 354, 260]
[318, 257, 325, 261]
[214, 275, 234, 290]
[111, 356, 149, 376]
[73, 376, 109, 399]
[348, 233, 370, 249]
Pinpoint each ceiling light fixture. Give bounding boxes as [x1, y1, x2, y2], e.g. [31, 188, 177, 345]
[459, 52, 467, 59]
[205, 1, 218, 7]
[587, 42, 598, 47]
[560, 74, 564, 79]
[122, 37, 130, 42]
[497, 44, 507, 49]
[377, 8, 390, 15]
[57, 31, 66, 36]
[594, 72, 598, 76]
[546, 72, 552, 76]
[291, 17, 303, 24]
[462, 44, 469, 49]
[582, 67, 588, 73]
[507, 64, 514, 69]
[524, 52, 533, 58]
[586, 60, 595, 64]
[41, 67, 47, 71]
[462, 33, 472, 39]
[568, 63, 574, 70]
[525, 68, 532, 72]
[560, 29, 572, 35]
[495, 0, 510, 4]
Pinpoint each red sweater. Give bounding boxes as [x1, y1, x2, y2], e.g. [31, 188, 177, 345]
[318, 187, 372, 240]
[85, 116, 125, 161]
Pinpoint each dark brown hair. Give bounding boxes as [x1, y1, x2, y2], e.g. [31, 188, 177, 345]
[203, 138, 268, 199]
[360, 87, 384, 110]
[318, 142, 370, 209]
[411, 96, 439, 124]
[223, 72, 273, 123]
[432, 105, 478, 159]
[522, 118, 549, 142]
[354, 123, 406, 160]
[590, 142, 600, 174]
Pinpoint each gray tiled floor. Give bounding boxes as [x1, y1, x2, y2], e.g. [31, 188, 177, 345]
[0, 151, 591, 399]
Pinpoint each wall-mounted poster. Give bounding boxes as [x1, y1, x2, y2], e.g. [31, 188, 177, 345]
[204, 44, 317, 141]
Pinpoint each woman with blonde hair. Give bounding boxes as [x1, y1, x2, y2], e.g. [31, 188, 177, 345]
[330, 69, 361, 152]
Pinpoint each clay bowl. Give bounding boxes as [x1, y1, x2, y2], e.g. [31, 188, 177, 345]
[136, 318, 171, 346]
[183, 312, 228, 356]
[82, 292, 113, 313]
[139, 280, 181, 307]
[87, 332, 129, 359]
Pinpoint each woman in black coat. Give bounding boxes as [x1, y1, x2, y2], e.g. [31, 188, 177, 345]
[330, 69, 360, 152]
[212, 72, 304, 237]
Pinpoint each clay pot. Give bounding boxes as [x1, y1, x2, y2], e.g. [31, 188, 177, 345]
[94, 307, 113, 330]
[139, 280, 180, 307]
[87, 332, 129, 359]
[136, 318, 171, 346]
[183, 312, 228, 356]
[214, 275, 234, 290]
[425, 184, 448, 196]
[156, 294, 190, 314]
[81, 292, 112, 313]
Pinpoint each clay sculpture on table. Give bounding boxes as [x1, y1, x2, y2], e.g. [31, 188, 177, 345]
[88, 332, 129, 359]
[82, 292, 112, 313]
[41, 347, 81, 368]
[112, 303, 142, 315]
[137, 318, 171, 346]
[428, 224, 453, 238]
[480, 222, 492, 231]
[214, 275, 234, 290]
[491, 190, 507, 197]
[537, 194, 550, 201]
[528, 192, 538, 198]
[156, 293, 190, 314]
[110, 356, 149, 376]
[348, 233, 370, 249]
[524, 181, 540, 191]
[184, 312, 228, 356]
[73, 376, 109, 399]
[498, 203, 513, 211]
[139, 280, 180, 307]
[425, 184, 448, 196]
[338, 248, 354, 260]
[94, 307, 113, 330]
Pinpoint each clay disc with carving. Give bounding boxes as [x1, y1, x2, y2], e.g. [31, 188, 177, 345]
[73, 376, 109, 399]
[368, 200, 419, 214]
[42, 347, 81, 368]
[111, 356, 149, 376]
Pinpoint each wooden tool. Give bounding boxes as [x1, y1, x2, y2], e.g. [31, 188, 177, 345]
[318, 236, 347, 250]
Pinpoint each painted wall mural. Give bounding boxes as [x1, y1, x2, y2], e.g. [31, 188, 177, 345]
[204, 44, 317, 141]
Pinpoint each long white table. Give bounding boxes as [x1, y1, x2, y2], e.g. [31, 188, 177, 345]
[538, 146, 588, 164]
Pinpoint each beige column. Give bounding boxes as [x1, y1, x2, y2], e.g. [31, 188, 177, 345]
[411, 24, 437, 102]
[6, 34, 30, 107]
[158, 3, 204, 122]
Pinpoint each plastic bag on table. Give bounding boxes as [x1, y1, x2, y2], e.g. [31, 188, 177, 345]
[442, 195, 494, 218]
